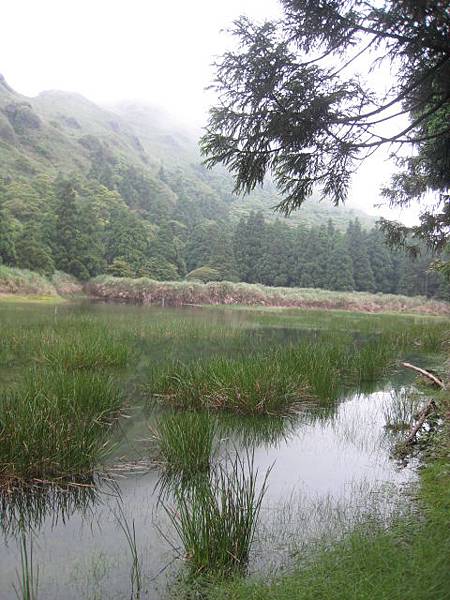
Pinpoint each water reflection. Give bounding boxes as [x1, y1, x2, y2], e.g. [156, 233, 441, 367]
[0, 478, 104, 538]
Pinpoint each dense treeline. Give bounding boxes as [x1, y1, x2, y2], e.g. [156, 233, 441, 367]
[188, 212, 449, 299]
[0, 172, 448, 300]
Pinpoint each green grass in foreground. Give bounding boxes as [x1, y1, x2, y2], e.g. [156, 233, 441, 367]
[194, 390, 450, 600]
[0, 368, 123, 481]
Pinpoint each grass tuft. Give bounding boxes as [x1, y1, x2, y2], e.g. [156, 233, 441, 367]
[0, 368, 123, 481]
[166, 451, 270, 577]
[150, 411, 217, 475]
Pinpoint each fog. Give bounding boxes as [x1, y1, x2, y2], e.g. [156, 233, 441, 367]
[1, 0, 420, 224]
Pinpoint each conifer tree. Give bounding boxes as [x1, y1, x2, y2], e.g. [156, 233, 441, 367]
[327, 233, 355, 291]
[347, 220, 376, 292]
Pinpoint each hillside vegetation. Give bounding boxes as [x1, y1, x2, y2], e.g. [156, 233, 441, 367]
[0, 75, 448, 300]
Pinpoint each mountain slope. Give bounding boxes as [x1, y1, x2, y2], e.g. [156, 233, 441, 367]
[0, 74, 376, 230]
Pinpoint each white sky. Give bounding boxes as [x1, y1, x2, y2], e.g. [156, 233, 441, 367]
[0, 0, 420, 225]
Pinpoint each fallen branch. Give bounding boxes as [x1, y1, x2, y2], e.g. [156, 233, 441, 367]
[405, 399, 437, 445]
[401, 362, 446, 389]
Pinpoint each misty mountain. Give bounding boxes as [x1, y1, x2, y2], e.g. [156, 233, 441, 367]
[0, 74, 376, 231]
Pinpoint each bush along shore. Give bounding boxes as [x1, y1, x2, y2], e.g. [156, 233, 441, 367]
[0, 265, 82, 299]
[86, 275, 450, 315]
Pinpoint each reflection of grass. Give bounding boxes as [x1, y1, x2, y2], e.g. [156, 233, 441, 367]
[150, 411, 217, 475]
[166, 451, 270, 577]
[0, 479, 99, 538]
[383, 388, 422, 432]
[217, 413, 300, 448]
[0, 369, 123, 481]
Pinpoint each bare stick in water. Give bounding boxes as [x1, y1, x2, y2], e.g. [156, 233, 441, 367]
[401, 362, 446, 389]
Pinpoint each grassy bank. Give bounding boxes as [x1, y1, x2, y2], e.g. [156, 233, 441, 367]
[87, 275, 450, 315]
[200, 385, 450, 600]
[0, 265, 82, 300]
[1, 268, 449, 315]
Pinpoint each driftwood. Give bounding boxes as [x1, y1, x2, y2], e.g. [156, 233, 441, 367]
[400, 362, 444, 445]
[401, 362, 446, 389]
[405, 399, 437, 445]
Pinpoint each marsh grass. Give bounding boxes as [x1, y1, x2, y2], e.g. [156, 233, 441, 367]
[150, 411, 217, 475]
[0, 368, 123, 481]
[151, 354, 306, 415]
[39, 329, 129, 370]
[166, 451, 270, 577]
[13, 533, 38, 600]
[149, 334, 400, 413]
[114, 501, 142, 599]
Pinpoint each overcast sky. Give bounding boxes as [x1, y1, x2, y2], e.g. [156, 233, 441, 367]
[1, 0, 419, 224]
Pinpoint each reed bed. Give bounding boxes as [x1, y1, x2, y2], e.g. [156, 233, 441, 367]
[166, 451, 270, 577]
[0, 368, 123, 481]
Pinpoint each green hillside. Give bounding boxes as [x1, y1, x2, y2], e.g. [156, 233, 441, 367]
[0, 74, 375, 230]
[1, 75, 446, 299]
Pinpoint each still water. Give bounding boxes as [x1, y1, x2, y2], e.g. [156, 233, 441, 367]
[0, 303, 423, 599]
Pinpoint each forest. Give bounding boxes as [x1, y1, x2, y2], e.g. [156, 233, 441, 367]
[1, 73, 447, 300]
[0, 174, 448, 299]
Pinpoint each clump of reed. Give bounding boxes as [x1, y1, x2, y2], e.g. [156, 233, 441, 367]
[151, 353, 307, 415]
[39, 328, 129, 370]
[149, 333, 401, 414]
[166, 451, 270, 577]
[150, 411, 217, 475]
[0, 368, 123, 481]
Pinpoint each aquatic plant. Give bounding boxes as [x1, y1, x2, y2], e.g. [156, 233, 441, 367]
[150, 411, 217, 475]
[114, 501, 142, 600]
[166, 451, 270, 577]
[383, 388, 423, 432]
[151, 353, 307, 415]
[0, 368, 123, 481]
